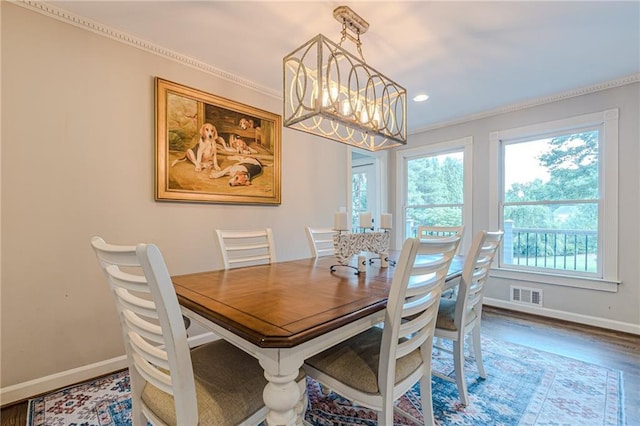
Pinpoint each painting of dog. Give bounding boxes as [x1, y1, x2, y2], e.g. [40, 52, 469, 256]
[170, 123, 224, 172]
[156, 77, 281, 204]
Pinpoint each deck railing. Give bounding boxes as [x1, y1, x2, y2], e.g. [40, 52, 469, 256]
[408, 220, 598, 273]
[406, 220, 598, 272]
[503, 221, 597, 272]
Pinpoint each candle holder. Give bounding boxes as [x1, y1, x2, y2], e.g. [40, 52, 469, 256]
[330, 230, 361, 274]
[367, 228, 396, 267]
[330, 230, 392, 274]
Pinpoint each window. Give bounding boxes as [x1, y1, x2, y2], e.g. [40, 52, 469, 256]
[396, 137, 473, 252]
[490, 109, 619, 291]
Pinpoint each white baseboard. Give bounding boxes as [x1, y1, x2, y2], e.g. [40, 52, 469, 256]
[1, 331, 220, 406]
[484, 297, 640, 335]
[1, 356, 128, 406]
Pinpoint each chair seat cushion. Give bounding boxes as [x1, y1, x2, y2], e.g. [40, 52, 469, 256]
[142, 340, 304, 426]
[304, 327, 423, 394]
[436, 298, 477, 331]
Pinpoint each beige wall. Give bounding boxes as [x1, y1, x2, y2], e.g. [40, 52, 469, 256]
[1, 3, 348, 390]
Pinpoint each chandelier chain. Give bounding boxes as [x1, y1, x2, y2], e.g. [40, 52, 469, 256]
[338, 18, 366, 62]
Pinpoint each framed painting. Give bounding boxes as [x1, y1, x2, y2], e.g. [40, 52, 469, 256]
[155, 77, 281, 205]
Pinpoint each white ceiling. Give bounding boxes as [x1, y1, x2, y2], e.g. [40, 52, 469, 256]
[47, 1, 639, 132]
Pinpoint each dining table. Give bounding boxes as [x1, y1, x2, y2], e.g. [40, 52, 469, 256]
[172, 252, 464, 425]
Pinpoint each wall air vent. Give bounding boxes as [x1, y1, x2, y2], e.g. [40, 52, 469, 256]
[510, 285, 543, 306]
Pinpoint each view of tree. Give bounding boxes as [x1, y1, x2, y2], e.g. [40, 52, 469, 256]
[352, 172, 368, 228]
[504, 130, 599, 230]
[406, 154, 463, 234]
[539, 131, 599, 200]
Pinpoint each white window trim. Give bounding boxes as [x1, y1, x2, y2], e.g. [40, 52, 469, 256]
[395, 136, 473, 253]
[489, 109, 619, 292]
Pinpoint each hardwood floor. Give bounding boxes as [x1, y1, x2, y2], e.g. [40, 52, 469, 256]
[481, 306, 640, 423]
[2, 307, 638, 425]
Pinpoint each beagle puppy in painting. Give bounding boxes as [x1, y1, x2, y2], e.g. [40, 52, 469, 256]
[230, 135, 258, 155]
[171, 123, 224, 172]
[239, 117, 254, 130]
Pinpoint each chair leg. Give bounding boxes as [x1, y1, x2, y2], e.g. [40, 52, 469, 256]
[378, 396, 394, 426]
[129, 371, 147, 426]
[472, 325, 486, 379]
[453, 339, 469, 406]
[419, 373, 434, 425]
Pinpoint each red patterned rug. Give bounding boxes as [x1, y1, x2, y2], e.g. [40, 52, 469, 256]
[27, 336, 625, 425]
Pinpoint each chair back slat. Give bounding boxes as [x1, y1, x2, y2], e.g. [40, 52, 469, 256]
[122, 310, 164, 344]
[112, 287, 158, 320]
[129, 332, 171, 371]
[306, 227, 338, 258]
[92, 239, 139, 267]
[216, 228, 276, 269]
[131, 351, 173, 395]
[226, 242, 271, 252]
[227, 254, 272, 267]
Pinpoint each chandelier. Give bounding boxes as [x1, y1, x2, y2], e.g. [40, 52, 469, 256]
[283, 6, 407, 151]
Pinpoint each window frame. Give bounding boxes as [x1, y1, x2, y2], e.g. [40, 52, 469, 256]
[489, 109, 619, 292]
[395, 136, 473, 254]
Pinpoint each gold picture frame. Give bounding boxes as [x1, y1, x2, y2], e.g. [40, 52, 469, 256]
[155, 77, 281, 205]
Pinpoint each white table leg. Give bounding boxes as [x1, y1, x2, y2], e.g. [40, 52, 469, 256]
[260, 359, 303, 426]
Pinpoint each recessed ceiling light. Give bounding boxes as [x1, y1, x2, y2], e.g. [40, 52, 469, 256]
[413, 94, 429, 102]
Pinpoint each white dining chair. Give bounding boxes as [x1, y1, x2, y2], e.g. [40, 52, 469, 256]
[432, 230, 504, 406]
[304, 235, 461, 425]
[305, 226, 337, 258]
[90, 236, 305, 425]
[215, 228, 276, 269]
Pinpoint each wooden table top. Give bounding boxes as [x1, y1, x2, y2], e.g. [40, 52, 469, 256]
[172, 254, 464, 348]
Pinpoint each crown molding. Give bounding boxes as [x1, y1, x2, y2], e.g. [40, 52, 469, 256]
[14, 0, 639, 130]
[13, 0, 281, 100]
[410, 73, 640, 134]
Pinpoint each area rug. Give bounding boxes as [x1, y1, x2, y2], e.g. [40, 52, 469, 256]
[27, 337, 625, 425]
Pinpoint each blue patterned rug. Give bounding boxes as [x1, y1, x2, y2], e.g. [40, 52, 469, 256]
[27, 337, 625, 425]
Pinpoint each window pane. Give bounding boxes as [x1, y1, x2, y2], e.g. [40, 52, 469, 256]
[504, 130, 599, 202]
[352, 171, 367, 229]
[407, 152, 463, 205]
[405, 206, 462, 237]
[352, 171, 367, 212]
[502, 203, 598, 273]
